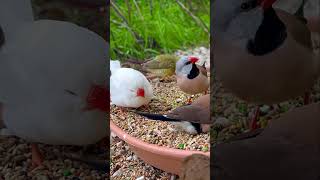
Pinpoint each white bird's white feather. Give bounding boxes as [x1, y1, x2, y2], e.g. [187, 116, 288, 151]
[110, 68, 153, 108]
[0, 0, 34, 42]
[110, 60, 121, 75]
[0, 2, 108, 145]
[3, 94, 107, 145]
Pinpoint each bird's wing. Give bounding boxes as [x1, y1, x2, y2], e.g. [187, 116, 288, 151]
[30, 20, 107, 96]
[110, 69, 128, 104]
[191, 94, 210, 107]
[198, 65, 208, 77]
[167, 105, 211, 124]
[212, 103, 320, 180]
[212, 136, 320, 180]
[134, 97, 210, 124]
[273, 0, 304, 15]
[275, 9, 313, 50]
[261, 102, 320, 145]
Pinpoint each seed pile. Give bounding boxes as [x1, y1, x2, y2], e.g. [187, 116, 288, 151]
[110, 47, 210, 179]
[110, 80, 209, 179]
[111, 80, 210, 151]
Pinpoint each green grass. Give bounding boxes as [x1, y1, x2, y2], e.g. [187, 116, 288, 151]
[111, 0, 210, 60]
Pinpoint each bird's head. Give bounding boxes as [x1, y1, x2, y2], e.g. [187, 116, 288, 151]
[212, 0, 286, 55]
[212, 0, 278, 36]
[175, 56, 200, 78]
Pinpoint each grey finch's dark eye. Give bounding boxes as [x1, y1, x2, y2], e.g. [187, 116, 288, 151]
[64, 89, 78, 96]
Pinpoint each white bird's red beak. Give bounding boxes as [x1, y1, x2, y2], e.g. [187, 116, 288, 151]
[83, 84, 109, 112]
[136, 88, 145, 97]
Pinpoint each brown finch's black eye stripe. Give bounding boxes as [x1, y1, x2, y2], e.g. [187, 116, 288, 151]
[64, 89, 78, 96]
[185, 61, 191, 65]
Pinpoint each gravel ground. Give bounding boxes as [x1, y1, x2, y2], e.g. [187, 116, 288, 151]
[110, 47, 210, 179]
[0, 136, 108, 179]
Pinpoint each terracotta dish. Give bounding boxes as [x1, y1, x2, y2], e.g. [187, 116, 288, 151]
[110, 120, 210, 175]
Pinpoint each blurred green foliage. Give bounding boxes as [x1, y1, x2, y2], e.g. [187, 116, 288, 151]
[111, 0, 210, 60]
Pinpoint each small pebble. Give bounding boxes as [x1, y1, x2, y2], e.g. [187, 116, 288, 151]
[126, 156, 132, 161]
[171, 175, 177, 180]
[136, 176, 145, 180]
[112, 169, 123, 177]
[214, 117, 231, 128]
[132, 155, 138, 161]
[260, 105, 271, 115]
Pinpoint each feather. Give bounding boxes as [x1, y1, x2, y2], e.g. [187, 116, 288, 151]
[134, 111, 179, 122]
[110, 60, 121, 75]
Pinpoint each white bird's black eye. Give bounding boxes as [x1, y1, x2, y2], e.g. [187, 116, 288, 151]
[64, 89, 78, 96]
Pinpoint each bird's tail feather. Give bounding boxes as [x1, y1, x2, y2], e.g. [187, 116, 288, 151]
[0, 0, 34, 38]
[110, 60, 121, 75]
[134, 111, 179, 122]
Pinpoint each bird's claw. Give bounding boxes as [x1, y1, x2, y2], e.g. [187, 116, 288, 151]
[250, 107, 261, 131]
[31, 144, 44, 170]
[187, 97, 193, 105]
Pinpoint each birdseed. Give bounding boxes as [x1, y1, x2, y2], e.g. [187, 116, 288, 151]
[0, 136, 108, 179]
[110, 47, 210, 179]
[111, 80, 210, 151]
